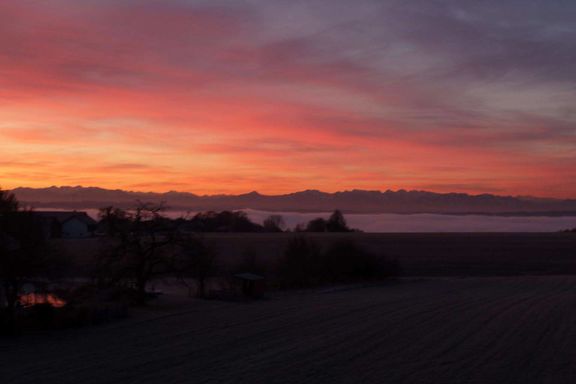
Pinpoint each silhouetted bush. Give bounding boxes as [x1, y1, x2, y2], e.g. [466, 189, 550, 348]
[185, 211, 263, 232]
[326, 210, 352, 232]
[17, 304, 56, 331]
[305, 218, 328, 232]
[277, 235, 322, 287]
[321, 240, 399, 282]
[277, 237, 398, 287]
[44, 285, 131, 329]
[21, 302, 129, 331]
[262, 215, 286, 232]
[301, 210, 357, 233]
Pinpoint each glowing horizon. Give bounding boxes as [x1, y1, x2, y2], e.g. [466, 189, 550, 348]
[1, 1, 575, 198]
[5, 184, 576, 201]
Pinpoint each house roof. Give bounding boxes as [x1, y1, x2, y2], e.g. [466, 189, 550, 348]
[234, 273, 265, 281]
[33, 211, 97, 226]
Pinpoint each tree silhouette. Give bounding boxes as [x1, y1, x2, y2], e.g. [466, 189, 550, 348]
[278, 235, 321, 287]
[305, 218, 328, 232]
[0, 191, 53, 333]
[326, 210, 351, 232]
[97, 202, 176, 304]
[304, 210, 354, 232]
[173, 234, 217, 298]
[188, 210, 262, 232]
[0, 188, 19, 214]
[263, 215, 285, 232]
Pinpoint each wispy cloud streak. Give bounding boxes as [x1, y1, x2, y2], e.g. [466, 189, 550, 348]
[0, 0, 574, 196]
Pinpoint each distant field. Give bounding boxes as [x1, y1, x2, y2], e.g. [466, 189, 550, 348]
[4, 276, 576, 383]
[58, 232, 576, 277]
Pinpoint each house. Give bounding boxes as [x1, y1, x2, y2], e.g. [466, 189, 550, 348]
[34, 211, 97, 239]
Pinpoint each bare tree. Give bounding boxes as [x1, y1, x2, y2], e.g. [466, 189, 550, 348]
[97, 202, 176, 304]
[173, 234, 217, 298]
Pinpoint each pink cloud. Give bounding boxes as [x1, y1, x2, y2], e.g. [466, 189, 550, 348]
[0, 0, 574, 197]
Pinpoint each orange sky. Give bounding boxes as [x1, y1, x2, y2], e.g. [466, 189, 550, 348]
[1, 1, 575, 197]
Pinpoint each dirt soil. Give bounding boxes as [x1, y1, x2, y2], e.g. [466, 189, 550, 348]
[3, 276, 576, 383]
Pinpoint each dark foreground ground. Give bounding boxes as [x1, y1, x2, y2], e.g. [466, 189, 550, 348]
[3, 276, 576, 384]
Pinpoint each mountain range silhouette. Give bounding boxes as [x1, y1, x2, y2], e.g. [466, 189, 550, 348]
[10, 186, 576, 215]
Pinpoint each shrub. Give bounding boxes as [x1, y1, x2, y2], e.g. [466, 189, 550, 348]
[321, 240, 398, 282]
[277, 235, 322, 287]
[277, 237, 399, 288]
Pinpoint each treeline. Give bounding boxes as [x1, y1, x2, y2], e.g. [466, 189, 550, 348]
[99, 207, 358, 233]
[1, 192, 392, 335]
[294, 210, 356, 232]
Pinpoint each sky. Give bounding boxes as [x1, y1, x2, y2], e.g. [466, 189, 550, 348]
[0, 0, 575, 197]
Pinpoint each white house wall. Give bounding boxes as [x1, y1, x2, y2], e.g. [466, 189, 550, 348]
[62, 218, 91, 238]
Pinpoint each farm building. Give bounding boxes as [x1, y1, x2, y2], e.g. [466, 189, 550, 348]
[34, 211, 97, 239]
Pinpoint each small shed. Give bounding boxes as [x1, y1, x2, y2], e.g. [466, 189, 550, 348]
[234, 273, 265, 298]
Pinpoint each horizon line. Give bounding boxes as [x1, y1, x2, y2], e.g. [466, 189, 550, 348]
[7, 184, 575, 201]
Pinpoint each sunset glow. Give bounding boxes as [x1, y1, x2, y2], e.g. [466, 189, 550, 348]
[1, 1, 575, 197]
